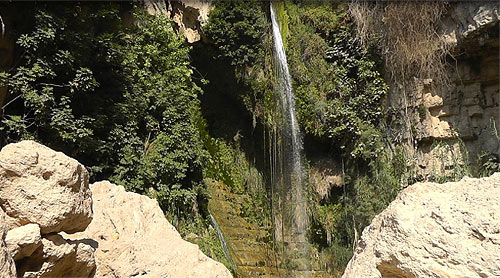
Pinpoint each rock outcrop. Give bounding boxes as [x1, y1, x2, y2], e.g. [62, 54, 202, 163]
[144, 0, 214, 43]
[342, 173, 500, 278]
[5, 224, 41, 260]
[70, 180, 232, 278]
[0, 140, 96, 277]
[0, 140, 92, 234]
[17, 234, 96, 278]
[442, 2, 500, 47]
[387, 2, 499, 180]
[0, 140, 232, 277]
[169, 0, 213, 43]
[1, 209, 17, 278]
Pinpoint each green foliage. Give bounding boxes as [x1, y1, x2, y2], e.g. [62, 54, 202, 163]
[1, 4, 204, 220]
[310, 145, 408, 272]
[284, 1, 388, 159]
[204, 0, 267, 67]
[180, 216, 235, 273]
[197, 111, 266, 200]
[108, 11, 204, 217]
[475, 152, 500, 177]
[203, 0, 277, 131]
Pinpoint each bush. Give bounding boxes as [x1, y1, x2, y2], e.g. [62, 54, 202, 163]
[349, 1, 451, 84]
[284, 1, 388, 160]
[204, 0, 268, 67]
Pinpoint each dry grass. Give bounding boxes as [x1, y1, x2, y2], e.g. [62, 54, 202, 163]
[349, 1, 452, 85]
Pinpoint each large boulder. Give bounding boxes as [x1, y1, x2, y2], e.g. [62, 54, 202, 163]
[342, 173, 500, 278]
[0, 140, 92, 234]
[71, 181, 232, 278]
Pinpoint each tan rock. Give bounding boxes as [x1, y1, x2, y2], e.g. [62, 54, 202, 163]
[17, 233, 95, 278]
[168, 0, 214, 43]
[342, 173, 500, 278]
[5, 224, 41, 260]
[0, 140, 92, 234]
[71, 181, 232, 278]
[0, 209, 17, 278]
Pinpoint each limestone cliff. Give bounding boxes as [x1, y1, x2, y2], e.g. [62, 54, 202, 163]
[144, 0, 213, 43]
[387, 2, 499, 180]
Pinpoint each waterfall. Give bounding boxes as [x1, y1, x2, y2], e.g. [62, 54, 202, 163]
[209, 212, 236, 271]
[270, 2, 302, 173]
[270, 2, 310, 273]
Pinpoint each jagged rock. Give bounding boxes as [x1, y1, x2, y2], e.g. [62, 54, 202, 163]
[169, 0, 213, 43]
[17, 234, 95, 278]
[442, 2, 500, 46]
[342, 173, 500, 278]
[143, 0, 213, 43]
[0, 140, 92, 234]
[70, 181, 232, 278]
[0, 209, 17, 278]
[5, 224, 41, 260]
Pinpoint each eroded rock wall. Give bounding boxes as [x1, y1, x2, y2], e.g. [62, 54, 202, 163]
[387, 2, 499, 180]
[144, 0, 213, 43]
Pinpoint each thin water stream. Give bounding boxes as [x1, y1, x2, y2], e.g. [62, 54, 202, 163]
[209, 212, 236, 271]
[270, 2, 310, 274]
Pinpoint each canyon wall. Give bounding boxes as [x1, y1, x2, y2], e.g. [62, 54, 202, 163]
[387, 2, 499, 180]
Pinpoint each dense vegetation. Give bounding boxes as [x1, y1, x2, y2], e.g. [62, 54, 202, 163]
[0, 4, 207, 221]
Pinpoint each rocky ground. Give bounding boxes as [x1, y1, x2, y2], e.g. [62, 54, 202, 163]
[0, 140, 231, 278]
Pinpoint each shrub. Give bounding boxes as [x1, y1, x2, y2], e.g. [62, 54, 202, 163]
[349, 1, 452, 84]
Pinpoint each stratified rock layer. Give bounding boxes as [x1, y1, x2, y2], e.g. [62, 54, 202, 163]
[0, 140, 92, 234]
[74, 180, 232, 278]
[342, 173, 500, 278]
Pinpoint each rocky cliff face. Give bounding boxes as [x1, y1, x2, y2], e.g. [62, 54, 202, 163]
[0, 141, 231, 278]
[144, 0, 213, 43]
[388, 2, 499, 180]
[342, 173, 500, 278]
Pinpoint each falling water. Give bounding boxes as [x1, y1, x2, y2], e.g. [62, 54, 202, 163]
[270, 2, 310, 273]
[209, 212, 236, 271]
[270, 3, 302, 172]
